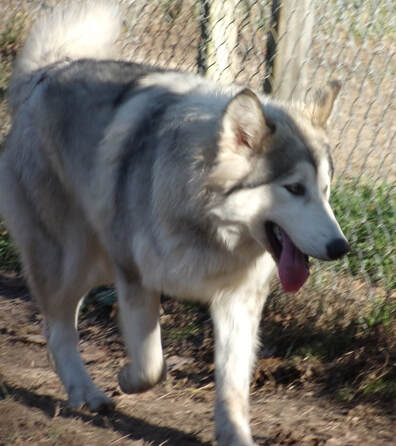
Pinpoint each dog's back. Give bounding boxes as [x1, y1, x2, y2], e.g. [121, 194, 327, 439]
[0, 1, 161, 276]
[8, 1, 121, 114]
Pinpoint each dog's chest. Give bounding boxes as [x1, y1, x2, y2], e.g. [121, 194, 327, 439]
[134, 234, 276, 302]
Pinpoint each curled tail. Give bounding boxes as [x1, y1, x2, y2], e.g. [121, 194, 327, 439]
[9, 1, 121, 112]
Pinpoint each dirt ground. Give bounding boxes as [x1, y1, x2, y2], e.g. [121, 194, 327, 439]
[0, 275, 395, 446]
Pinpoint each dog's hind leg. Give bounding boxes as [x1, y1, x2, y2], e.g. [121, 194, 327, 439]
[20, 228, 112, 411]
[116, 277, 166, 394]
[14, 237, 112, 411]
[44, 290, 114, 412]
[32, 249, 114, 412]
[0, 158, 113, 412]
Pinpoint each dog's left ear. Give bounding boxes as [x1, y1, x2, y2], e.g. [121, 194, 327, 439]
[220, 88, 274, 153]
[310, 80, 341, 128]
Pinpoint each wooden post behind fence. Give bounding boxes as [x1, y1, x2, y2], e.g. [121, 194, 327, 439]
[266, 0, 314, 101]
[205, 0, 239, 84]
[200, 0, 314, 100]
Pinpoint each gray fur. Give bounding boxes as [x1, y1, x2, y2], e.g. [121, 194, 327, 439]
[0, 3, 347, 445]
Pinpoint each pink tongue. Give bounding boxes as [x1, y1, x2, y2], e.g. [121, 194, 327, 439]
[277, 228, 310, 292]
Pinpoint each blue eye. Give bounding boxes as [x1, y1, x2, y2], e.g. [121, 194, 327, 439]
[284, 183, 306, 196]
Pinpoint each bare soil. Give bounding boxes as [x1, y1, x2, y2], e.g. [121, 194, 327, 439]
[0, 275, 395, 446]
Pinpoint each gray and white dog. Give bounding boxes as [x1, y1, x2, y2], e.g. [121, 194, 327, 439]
[0, 2, 349, 445]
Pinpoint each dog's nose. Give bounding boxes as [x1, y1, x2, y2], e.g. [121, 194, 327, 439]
[326, 238, 350, 260]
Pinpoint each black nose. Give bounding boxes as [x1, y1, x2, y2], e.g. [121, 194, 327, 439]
[326, 238, 350, 260]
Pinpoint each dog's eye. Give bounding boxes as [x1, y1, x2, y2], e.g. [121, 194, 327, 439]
[284, 183, 305, 196]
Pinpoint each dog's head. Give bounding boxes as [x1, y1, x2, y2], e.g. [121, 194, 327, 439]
[208, 81, 349, 292]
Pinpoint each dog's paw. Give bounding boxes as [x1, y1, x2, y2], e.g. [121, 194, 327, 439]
[86, 391, 115, 413]
[118, 361, 167, 394]
[67, 386, 114, 413]
[216, 429, 257, 446]
[218, 440, 257, 446]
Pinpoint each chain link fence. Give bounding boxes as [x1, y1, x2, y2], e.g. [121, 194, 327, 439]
[0, 1, 395, 303]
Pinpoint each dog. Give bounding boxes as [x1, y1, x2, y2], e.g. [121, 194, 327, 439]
[0, 2, 349, 445]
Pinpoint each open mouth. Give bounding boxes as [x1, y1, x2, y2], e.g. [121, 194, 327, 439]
[265, 222, 310, 293]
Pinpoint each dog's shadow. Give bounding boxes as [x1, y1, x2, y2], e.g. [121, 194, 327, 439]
[1, 381, 212, 446]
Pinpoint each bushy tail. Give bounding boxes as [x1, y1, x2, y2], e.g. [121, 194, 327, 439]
[9, 1, 121, 111]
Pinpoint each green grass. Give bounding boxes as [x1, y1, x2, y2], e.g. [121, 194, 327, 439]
[335, 386, 357, 403]
[361, 367, 396, 401]
[163, 322, 200, 341]
[0, 13, 26, 93]
[0, 220, 20, 273]
[363, 299, 396, 331]
[325, 0, 395, 41]
[265, 296, 395, 360]
[330, 181, 396, 290]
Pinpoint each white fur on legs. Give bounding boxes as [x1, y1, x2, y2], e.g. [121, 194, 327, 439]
[117, 279, 166, 393]
[210, 284, 269, 446]
[45, 303, 113, 412]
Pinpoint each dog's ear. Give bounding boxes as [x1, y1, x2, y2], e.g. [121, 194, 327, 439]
[210, 89, 274, 189]
[310, 80, 341, 128]
[220, 88, 274, 153]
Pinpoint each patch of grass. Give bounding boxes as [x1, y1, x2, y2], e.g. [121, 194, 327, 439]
[290, 335, 351, 361]
[362, 298, 396, 332]
[325, 0, 395, 41]
[264, 317, 358, 362]
[264, 288, 395, 358]
[361, 367, 396, 401]
[0, 220, 20, 273]
[335, 385, 357, 403]
[330, 181, 396, 290]
[261, 289, 396, 405]
[163, 322, 200, 341]
[0, 12, 26, 92]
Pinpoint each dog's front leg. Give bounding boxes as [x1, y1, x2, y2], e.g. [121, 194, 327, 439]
[210, 288, 268, 446]
[116, 277, 166, 393]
